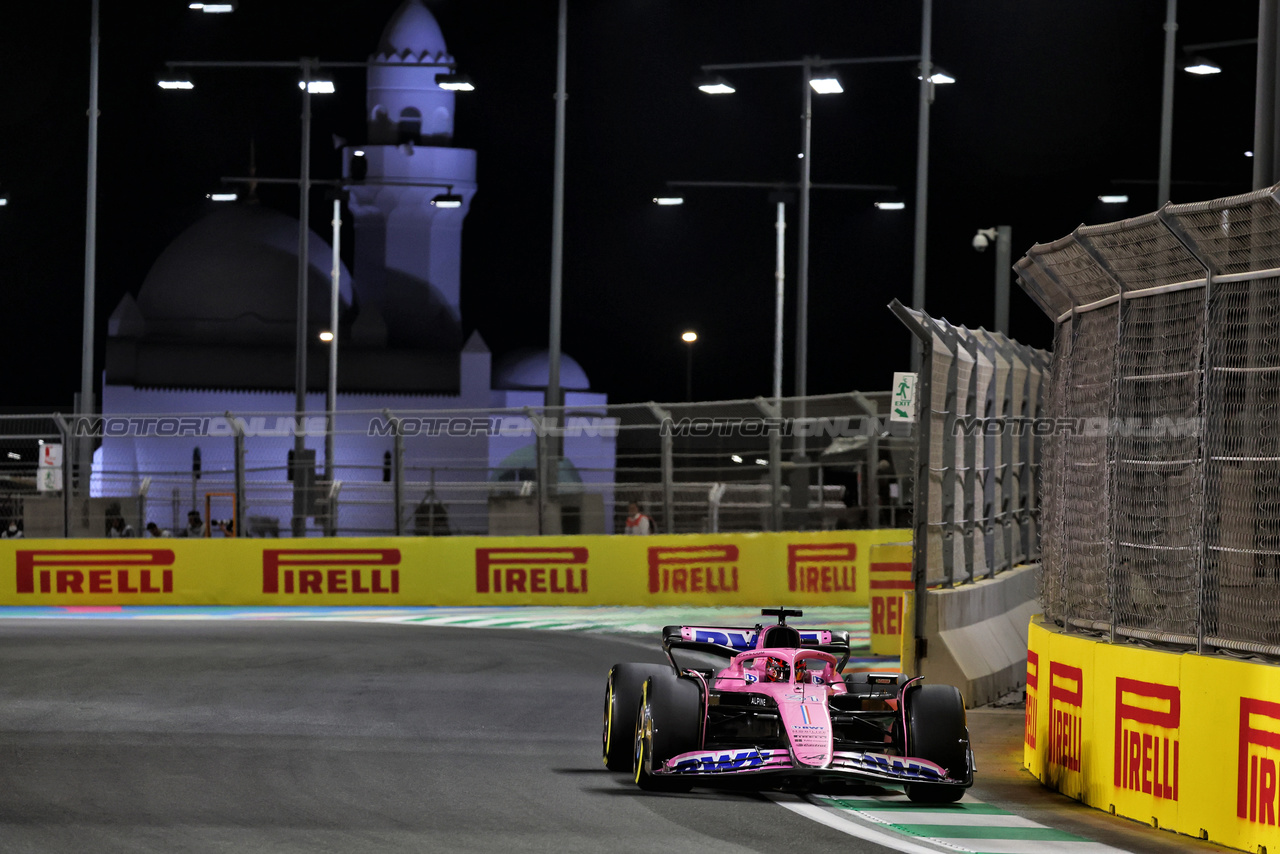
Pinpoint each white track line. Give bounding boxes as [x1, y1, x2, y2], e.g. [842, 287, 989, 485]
[766, 794, 951, 854]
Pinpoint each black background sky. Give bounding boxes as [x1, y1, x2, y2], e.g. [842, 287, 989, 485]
[0, 1, 1263, 409]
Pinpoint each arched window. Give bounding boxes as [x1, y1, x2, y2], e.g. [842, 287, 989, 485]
[397, 107, 422, 143]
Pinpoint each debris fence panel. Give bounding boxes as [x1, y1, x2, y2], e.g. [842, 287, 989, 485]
[1021, 182, 1280, 657]
[891, 302, 1049, 588]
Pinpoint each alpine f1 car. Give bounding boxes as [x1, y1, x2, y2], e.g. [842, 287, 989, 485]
[602, 608, 973, 802]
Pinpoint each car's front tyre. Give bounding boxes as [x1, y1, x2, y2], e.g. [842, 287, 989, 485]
[602, 663, 668, 771]
[903, 683, 970, 803]
[633, 672, 700, 792]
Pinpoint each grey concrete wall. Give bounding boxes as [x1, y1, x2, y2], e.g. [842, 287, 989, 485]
[919, 563, 1040, 707]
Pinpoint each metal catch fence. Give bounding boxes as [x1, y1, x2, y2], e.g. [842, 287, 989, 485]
[1017, 182, 1280, 657]
[0, 391, 916, 539]
[890, 302, 1049, 588]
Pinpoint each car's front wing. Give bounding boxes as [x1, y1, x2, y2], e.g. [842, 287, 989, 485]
[659, 747, 970, 787]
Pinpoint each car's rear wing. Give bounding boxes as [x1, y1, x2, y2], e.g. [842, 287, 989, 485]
[661, 625, 851, 670]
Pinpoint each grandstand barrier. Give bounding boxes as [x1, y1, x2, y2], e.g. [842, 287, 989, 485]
[0, 529, 909, 607]
[1027, 616, 1280, 853]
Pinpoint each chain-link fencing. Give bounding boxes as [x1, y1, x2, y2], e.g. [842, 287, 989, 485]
[0, 391, 916, 539]
[1018, 182, 1280, 657]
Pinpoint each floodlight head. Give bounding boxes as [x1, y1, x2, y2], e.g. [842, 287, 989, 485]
[653, 197, 684, 206]
[696, 74, 735, 95]
[875, 201, 905, 211]
[299, 80, 335, 94]
[157, 70, 194, 90]
[1183, 56, 1221, 75]
[1098, 195, 1129, 204]
[436, 72, 475, 91]
[808, 67, 843, 94]
[917, 64, 956, 84]
[681, 331, 698, 343]
[431, 193, 464, 208]
[319, 331, 334, 342]
[207, 192, 238, 202]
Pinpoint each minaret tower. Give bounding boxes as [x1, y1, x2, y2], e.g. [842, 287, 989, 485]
[344, 0, 477, 352]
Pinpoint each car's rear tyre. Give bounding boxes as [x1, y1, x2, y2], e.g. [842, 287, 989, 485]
[603, 663, 668, 771]
[903, 684, 970, 803]
[634, 672, 701, 792]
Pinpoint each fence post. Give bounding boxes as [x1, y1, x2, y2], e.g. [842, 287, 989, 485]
[851, 392, 881, 528]
[993, 337, 1017, 574]
[226, 412, 246, 539]
[754, 397, 783, 531]
[647, 403, 674, 534]
[889, 300, 934, 673]
[383, 409, 404, 536]
[525, 407, 547, 535]
[1158, 207, 1217, 655]
[54, 414, 71, 538]
[935, 325, 961, 587]
[957, 331, 981, 582]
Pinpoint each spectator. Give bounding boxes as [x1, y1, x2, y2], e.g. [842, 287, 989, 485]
[625, 502, 654, 535]
[0, 520, 22, 539]
[177, 510, 205, 538]
[145, 522, 171, 538]
[107, 516, 135, 538]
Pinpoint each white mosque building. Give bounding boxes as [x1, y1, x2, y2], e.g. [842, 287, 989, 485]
[97, 0, 615, 535]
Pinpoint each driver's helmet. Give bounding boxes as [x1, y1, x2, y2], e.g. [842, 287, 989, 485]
[763, 657, 790, 683]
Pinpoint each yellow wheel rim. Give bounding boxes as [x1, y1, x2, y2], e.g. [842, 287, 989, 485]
[602, 678, 614, 764]
[634, 681, 648, 784]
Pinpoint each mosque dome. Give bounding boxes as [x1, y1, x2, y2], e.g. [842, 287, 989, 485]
[134, 204, 353, 346]
[493, 349, 591, 391]
[375, 0, 450, 62]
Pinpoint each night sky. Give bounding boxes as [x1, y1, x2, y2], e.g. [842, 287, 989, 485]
[0, 1, 1263, 409]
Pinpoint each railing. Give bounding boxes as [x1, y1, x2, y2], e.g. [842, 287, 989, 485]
[0, 392, 915, 538]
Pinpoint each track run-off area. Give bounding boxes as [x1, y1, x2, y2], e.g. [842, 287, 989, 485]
[0, 607, 1235, 853]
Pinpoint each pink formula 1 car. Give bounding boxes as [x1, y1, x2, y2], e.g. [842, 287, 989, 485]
[602, 608, 973, 802]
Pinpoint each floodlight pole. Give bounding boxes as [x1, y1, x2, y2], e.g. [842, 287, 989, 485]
[79, 0, 101, 497]
[546, 0, 568, 509]
[1158, 0, 1177, 205]
[327, 196, 341, 484]
[911, 0, 932, 373]
[796, 58, 813, 464]
[293, 58, 313, 536]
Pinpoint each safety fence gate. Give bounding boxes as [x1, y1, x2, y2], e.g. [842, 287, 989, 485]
[1019, 182, 1280, 657]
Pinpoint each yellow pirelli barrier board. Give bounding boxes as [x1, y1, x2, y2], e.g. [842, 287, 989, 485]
[868, 542, 912, 656]
[1026, 615, 1280, 852]
[0, 529, 909, 608]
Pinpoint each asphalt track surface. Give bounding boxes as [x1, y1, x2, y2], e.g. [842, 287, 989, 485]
[0, 620, 1235, 853]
